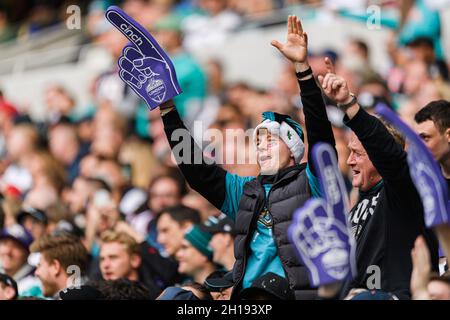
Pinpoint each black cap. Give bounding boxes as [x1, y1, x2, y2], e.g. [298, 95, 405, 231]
[17, 207, 48, 225]
[238, 272, 295, 300]
[0, 273, 18, 299]
[200, 213, 235, 235]
[204, 271, 234, 292]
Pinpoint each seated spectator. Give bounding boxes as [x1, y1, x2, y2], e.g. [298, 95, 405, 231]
[0, 224, 41, 297]
[119, 188, 152, 238]
[156, 205, 201, 257]
[48, 121, 89, 184]
[99, 229, 178, 299]
[30, 233, 89, 299]
[146, 170, 187, 249]
[200, 213, 235, 271]
[176, 225, 216, 284]
[17, 207, 48, 241]
[99, 230, 142, 284]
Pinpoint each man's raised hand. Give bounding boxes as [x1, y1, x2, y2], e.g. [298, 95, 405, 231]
[271, 15, 308, 65]
[318, 57, 351, 104]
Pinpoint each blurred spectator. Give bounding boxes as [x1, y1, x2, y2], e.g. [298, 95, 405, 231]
[182, 190, 221, 221]
[200, 213, 235, 271]
[176, 225, 216, 284]
[119, 188, 151, 238]
[99, 229, 178, 299]
[2, 124, 39, 194]
[156, 205, 201, 257]
[414, 100, 450, 180]
[16, 207, 48, 241]
[99, 231, 142, 284]
[0, 224, 41, 297]
[146, 170, 187, 250]
[406, 37, 449, 81]
[44, 85, 77, 124]
[118, 139, 158, 190]
[182, 0, 241, 53]
[153, 14, 207, 121]
[49, 121, 89, 184]
[30, 233, 89, 299]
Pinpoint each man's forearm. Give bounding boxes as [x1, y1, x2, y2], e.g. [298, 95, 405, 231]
[299, 67, 336, 174]
[160, 106, 227, 210]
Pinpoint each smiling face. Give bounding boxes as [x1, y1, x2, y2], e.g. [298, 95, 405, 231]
[346, 132, 382, 192]
[256, 128, 294, 175]
[0, 238, 28, 276]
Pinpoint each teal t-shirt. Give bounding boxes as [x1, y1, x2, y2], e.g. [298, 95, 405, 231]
[220, 165, 320, 288]
[242, 184, 286, 288]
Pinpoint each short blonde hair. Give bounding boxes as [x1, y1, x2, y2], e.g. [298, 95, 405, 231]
[100, 230, 139, 256]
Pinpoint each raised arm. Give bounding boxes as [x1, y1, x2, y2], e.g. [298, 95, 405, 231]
[271, 16, 336, 177]
[318, 62, 407, 182]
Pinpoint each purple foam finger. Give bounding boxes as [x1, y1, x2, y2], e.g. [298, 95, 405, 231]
[289, 143, 355, 287]
[312, 143, 349, 218]
[289, 199, 354, 287]
[105, 6, 182, 109]
[375, 104, 450, 227]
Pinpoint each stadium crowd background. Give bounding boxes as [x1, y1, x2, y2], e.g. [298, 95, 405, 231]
[0, 0, 450, 300]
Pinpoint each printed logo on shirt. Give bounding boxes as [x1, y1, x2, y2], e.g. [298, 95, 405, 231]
[349, 192, 380, 239]
[258, 207, 273, 228]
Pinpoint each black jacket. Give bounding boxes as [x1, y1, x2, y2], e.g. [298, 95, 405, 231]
[343, 107, 439, 299]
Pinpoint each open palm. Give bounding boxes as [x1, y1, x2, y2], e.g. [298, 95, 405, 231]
[272, 15, 308, 63]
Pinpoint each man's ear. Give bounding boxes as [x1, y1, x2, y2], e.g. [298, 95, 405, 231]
[180, 221, 193, 232]
[445, 128, 450, 143]
[223, 234, 233, 247]
[130, 253, 142, 269]
[51, 259, 63, 277]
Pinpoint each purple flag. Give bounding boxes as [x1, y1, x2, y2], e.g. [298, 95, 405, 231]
[376, 104, 450, 228]
[105, 6, 182, 110]
[288, 143, 356, 287]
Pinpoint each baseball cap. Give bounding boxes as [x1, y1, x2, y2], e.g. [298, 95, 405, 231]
[238, 272, 295, 300]
[204, 271, 234, 292]
[17, 207, 48, 225]
[0, 224, 34, 252]
[0, 273, 18, 299]
[200, 213, 235, 235]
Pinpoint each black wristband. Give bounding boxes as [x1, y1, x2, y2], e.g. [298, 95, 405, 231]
[296, 67, 313, 79]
